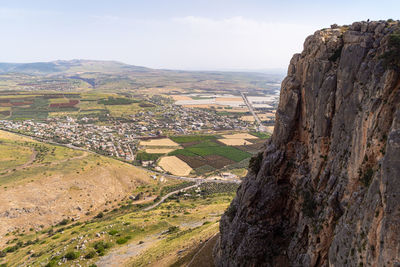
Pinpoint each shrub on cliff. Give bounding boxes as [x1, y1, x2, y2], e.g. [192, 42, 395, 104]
[381, 33, 400, 70]
[302, 191, 316, 217]
[360, 168, 374, 187]
[249, 152, 263, 174]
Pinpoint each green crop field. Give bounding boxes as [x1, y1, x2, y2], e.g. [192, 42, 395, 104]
[169, 135, 219, 144]
[169, 140, 251, 162]
[250, 132, 271, 139]
[136, 152, 163, 162]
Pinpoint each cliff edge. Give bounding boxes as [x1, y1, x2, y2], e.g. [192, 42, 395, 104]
[215, 20, 400, 266]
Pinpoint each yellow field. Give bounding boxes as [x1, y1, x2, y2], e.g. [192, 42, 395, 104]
[0, 95, 38, 99]
[219, 107, 249, 112]
[140, 138, 180, 147]
[145, 148, 176, 154]
[222, 133, 258, 139]
[49, 98, 69, 104]
[240, 115, 255, 122]
[48, 111, 80, 117]
[215, 97, 243, 102]
[266, 126, 275, 133]
[171, 95, 193, 101]
[218, 138, 253, 146]
[106, 103, 141, 117]
[78, 101, 105, 110]
[158, 156, 192, 176]
[182, 104, 219, 108]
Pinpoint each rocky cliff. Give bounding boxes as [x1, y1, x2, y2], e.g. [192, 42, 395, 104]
[215, 20, 400, 266]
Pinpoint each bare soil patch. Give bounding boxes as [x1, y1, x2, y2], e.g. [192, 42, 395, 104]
[218, 138, 253, 146]
[145, 148, 175, 154]
[204, 155, 235, 169]
[176, 154, 207, 168]
[140, 138, 180, 147]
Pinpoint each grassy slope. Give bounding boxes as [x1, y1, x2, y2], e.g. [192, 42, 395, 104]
[0, 130, 155, 248]
[1, 183, 235, 267]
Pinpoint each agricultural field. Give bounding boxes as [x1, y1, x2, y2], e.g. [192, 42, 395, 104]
[0, 92, 151, 120]
[158, 156, 193, 176]
[153, 134, 268, 177]
[145, 148, 175, 154]
[139, 138, 180, 147]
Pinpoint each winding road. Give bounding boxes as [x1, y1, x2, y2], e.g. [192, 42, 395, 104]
[143, 182, 201, 211]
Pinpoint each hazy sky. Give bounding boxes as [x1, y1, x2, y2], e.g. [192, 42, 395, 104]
[0, 0, 398, 71]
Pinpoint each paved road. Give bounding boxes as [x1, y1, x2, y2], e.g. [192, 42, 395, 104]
[143, 183, 201, 211]
[240, 92, 267, 132]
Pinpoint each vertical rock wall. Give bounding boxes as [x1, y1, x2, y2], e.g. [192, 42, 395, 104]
[215, 21, 400, 267]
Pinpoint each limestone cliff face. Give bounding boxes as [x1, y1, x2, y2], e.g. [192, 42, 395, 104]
[215, 21, 400, 267]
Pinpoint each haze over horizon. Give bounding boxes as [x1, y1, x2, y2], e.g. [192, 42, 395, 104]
[0, 0, 399, 71]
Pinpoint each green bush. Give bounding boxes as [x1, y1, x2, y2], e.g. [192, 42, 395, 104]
[166, 226, 180, 234]
[329, 45, 343, 62]
[381, 33, 400, 70]
[58, 219, 69, 226]
[84, 250, 96, 259]
[360, 168, 374, 187]
[116, 238, 128, 244]
[95, 212, 104, 219]
[249, 152, 263, 174]
[108, 229, 118, 235]
[94, 241, 112, 254]
[225, 204, 237, 222]
[64, 251, 80, 260]
[44, 260, 57, 267]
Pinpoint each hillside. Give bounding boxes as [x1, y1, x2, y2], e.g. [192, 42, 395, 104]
[0, 59, 282, 94]
[215, 20, 400, 266]
[0, 130, 153, 246]
[0, 60, 148, 74]
[0, 130, 239, 266]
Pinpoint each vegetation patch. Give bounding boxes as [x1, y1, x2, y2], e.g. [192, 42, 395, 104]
[170, 140, 251, 162]
[136, 152, 163, 162]
[98, 97, 138, 105]
[360, 168, 374, 187]
[249, 152, 263, 174]
[193, 165, 216, 175]
[170, 135, 218, 144]
[381, 32, 400, 70]
[250, 132, 271, 139]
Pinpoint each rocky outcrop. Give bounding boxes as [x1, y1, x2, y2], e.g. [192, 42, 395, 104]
[215, 20, 400, 266]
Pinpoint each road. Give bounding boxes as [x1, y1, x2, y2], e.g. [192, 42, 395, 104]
[143, 182, 201, 211]
[240, 92, 267, 132]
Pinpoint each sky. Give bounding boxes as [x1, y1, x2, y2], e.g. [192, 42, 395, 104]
[0, 0, 399, 71]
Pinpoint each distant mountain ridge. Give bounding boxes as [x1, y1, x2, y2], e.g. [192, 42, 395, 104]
[0, 59, 284, 93]
[0, 59, 150, 75]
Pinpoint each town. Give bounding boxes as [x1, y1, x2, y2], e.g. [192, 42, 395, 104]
[0, 102, 257, 163]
